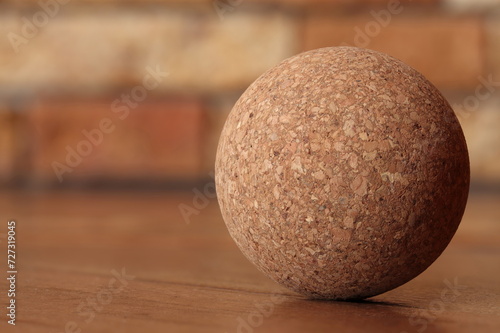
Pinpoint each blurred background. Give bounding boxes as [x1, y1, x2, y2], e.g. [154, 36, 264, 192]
[0, 0, 498, 189]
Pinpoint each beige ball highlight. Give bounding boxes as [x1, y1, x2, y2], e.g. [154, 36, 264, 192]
[215, 47, 469, 300]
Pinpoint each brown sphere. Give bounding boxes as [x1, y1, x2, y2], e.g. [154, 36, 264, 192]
[215, 47, 469, 300]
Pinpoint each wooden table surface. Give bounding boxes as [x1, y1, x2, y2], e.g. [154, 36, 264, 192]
[0, 189, 499, 333]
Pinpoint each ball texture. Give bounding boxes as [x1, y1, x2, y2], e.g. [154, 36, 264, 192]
[215, 47, 469, 300]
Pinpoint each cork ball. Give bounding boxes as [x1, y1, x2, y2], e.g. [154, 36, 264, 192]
[215, 47, 469, 300]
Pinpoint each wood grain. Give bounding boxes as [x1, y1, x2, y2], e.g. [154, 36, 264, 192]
[0, 189, 498, 333]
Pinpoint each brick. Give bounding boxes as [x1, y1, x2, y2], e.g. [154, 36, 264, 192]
[0, 8, 296, 93]
[29, 97, 205, 183]
[202, 95, 239, 174]
[0, 107, 14, 183]
[454, 98, 500, 183]
[303, 13, 484, 90]
[249, 0, 439, 4]
[486, 19, 500, 84]
[443, 0, 500, 11]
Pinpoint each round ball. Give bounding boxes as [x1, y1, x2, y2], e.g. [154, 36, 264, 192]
[215, 47, 469, 300]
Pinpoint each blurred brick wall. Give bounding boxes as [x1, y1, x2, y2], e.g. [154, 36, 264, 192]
[0, 0, 499, 187]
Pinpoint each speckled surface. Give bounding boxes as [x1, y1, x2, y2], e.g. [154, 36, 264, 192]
[215, 47, 470, 300]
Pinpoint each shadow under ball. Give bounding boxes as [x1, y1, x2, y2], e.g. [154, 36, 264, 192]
[215, 47, 470, 300]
